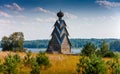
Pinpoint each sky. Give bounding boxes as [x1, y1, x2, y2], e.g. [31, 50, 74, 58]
[0, 0, 120, 40]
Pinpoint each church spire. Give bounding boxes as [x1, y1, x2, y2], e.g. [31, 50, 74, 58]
[46, 11, 71, 54]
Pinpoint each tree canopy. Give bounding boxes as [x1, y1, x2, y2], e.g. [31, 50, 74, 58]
[1, 32, 24, 51]
[81, 42, 97, 56]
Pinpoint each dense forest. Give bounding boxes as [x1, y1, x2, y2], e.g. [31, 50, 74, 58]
[1, 38, 120, 52]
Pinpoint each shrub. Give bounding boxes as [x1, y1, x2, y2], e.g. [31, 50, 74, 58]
[104, 51, 114, 57]
[3, 54, 21, 74]
[13, 54, 21, 63]
[36, 52, 51, 69]
[106, 53, 120, 74]
[30, 62, 40, 74]
[77, 54, 106, 74]
[24, 50, 33, 65]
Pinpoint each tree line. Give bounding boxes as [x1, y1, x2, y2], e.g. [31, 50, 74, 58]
[1, 32, 120, 52]
[16, 39, 120, 52]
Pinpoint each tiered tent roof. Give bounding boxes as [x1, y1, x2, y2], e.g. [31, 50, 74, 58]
[47, 11, 71, 54]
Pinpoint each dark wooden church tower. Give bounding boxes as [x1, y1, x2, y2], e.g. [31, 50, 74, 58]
[46, 11, 71, 54]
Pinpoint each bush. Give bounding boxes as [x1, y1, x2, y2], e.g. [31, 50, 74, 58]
[104, 51, 114, 57]
[3, 54, 21, 74]
[23, 51, 51, 73]
[30, 62, 40, 74]
[24, 50, 33, 65]
[36, 52, 51, 69]
[106, 53, 120, 74]
[77, 54, 106, 74]
[13, 54, 21, 63]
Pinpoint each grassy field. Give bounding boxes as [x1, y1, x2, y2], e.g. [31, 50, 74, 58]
[0, 51, 113, 74]
[42, 54, 80, 74]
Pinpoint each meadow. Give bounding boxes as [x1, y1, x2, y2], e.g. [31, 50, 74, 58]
[0, 51, 79, 74]
[0, 51, 115, 74]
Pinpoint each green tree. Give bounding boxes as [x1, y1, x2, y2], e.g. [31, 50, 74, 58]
[1, 32, 24, 52]
[9, 32, 24, 51]
[77, 54, 106, 74]
[81, 42, 97, 56]
[97, 41, 114, 57]
[1, 36, 12, 51]
[100, 41, 109, 57]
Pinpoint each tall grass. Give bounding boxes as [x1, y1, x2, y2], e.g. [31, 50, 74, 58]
[0, 51, 119, 74]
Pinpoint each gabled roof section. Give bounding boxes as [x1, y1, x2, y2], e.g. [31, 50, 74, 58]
[54, 33, 61, 45]
[60, 28, 69, 38]
[60, 27, 69, 36]
[61, 34, 71, 46]
[51, 26, 60, 36]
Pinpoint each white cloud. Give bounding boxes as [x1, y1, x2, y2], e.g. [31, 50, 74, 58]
[35, 7, 77, 19]
[35, 7, 55, 15]
[0, 10, 12, 18]
[64, 12, 77, 19]
[36, 17, 56, 23]
[15, 15, 26, 18]
[96, 0, 120, 9]
[0, 19, 15, 25]
[4, 3, 24, 11]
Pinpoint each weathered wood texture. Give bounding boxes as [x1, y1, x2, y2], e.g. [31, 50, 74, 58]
[46, 11, 71, 54]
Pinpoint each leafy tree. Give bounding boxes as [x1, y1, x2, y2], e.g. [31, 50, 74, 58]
[81, 42, 97, 56]
[96, 41, 114, 57]
[1, 36, 12, 51]
[1, 32, 24, 52]
[77, 54, 106, 74]
[9, 32, 24, 51]
[100, 41, 109, 57]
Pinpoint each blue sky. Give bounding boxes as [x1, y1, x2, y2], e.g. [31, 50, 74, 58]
[0, 0, 120, 40]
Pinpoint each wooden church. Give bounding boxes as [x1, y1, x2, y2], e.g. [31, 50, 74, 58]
[46, 11, 71, 54]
